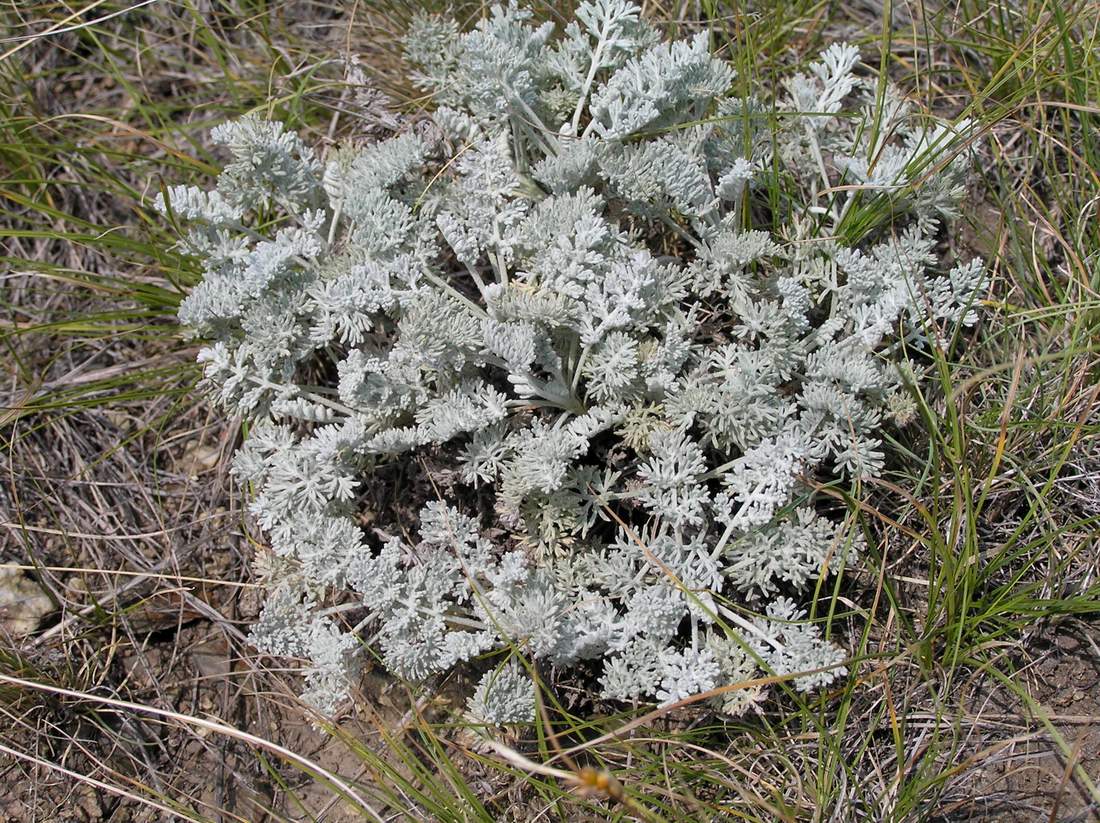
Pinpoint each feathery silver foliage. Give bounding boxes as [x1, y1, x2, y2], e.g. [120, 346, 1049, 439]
[166, 1, 986, 717]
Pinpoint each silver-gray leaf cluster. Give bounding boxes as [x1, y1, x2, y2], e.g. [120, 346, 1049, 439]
[164, 0, 986, 718]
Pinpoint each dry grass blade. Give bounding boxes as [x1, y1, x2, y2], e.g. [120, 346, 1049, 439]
[0, 673, 385, 820]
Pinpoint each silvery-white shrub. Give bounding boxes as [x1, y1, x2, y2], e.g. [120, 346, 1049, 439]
[159, 0, 985, 720]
